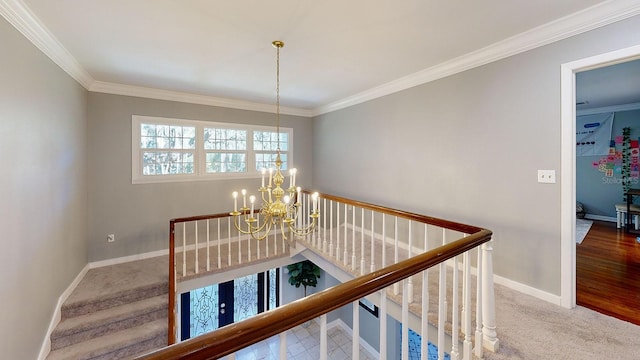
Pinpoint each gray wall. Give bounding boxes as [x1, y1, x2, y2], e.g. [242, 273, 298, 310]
[312, 15, 640, 295]
[0, 17, 88, 359]
[87, 93, 313, 261]
[577, 109, 640, 217]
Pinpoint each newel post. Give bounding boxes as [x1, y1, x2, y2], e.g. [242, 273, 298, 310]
[482, 240, 499, 352]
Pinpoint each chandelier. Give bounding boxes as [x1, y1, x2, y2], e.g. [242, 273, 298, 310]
[230, 40, 319, 241]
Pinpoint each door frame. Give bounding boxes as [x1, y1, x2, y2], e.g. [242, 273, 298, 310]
[560, 44, 640, 308]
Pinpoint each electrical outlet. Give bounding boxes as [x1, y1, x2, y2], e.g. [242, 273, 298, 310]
[537, 170, 556, 184]
[107, 234, 115, 243]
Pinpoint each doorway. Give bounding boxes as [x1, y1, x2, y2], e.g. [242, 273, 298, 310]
[180, 268, 280, 340]
[560, 44, 640, 308]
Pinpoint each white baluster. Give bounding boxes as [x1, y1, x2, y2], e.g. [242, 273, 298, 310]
[461, 235, 467, 335]
[442, 228, 448, 323]
[182, 223, 186, 276]
[279, 331, 287, 359]
[206, 219, 210, 272]
[381, 214, 386, 268]
[379, 289, 387, 360]
[353, 299, 360, 360]
[438, 262, 446, 360]
[335, 202, 340, 261]
[330, 200, 334, 257]
[402, 279, 409, 360]
[475, 246, 483, 358]
[195, 221, 199, 274]
[217, 219, 221, 269]
[421, 223, 430, 360]
[393, 217, 399, 295]
[238, 228, 242, 265]
[352, 206, 356, 271]
[370, 210, 375, 273]
[323, 198, 328, 253]
[407, 221, 414, 303]
[463, 252, 472, 359]
[227, 217, 231, 267]
[482, 240, 499, 352]
[320, 314, 328, 360]
[451, 255, 460, 360]
[344, 203, 348, 266]
[360, 208, 365, 275]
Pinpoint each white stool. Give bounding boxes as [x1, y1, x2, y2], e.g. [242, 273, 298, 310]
[614, 203, 640, 230]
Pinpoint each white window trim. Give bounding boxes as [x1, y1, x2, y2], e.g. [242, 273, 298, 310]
[132, 115, 293, 184]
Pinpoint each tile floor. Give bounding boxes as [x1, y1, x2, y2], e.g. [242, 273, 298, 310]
[233, 320, 377, 360]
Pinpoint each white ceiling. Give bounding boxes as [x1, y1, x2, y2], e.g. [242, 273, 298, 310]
[4, 0, 640, 115]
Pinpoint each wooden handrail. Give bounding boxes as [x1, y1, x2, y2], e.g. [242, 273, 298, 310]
[144, 228, 492, 360]
[308, 191, 484, 235]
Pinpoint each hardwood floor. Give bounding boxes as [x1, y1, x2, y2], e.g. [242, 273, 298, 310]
[576, 220, 640, 325]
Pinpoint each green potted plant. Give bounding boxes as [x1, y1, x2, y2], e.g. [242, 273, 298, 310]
[287, 260, 321, 297]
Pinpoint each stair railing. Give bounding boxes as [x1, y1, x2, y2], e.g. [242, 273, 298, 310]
[157, 191, 496, 359]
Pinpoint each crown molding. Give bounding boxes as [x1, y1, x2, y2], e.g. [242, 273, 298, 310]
[3, 0, 640, 118]
[90, 81, 313, 117]
[0, 0, 93, 88]
[312, 0, 640, 116]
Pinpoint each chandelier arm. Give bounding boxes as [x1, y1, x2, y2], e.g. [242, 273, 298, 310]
[247, 219, 274, 241]
[287, 217, 319, 237]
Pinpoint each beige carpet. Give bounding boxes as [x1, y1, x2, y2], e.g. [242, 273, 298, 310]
[487, 282, 640, 360]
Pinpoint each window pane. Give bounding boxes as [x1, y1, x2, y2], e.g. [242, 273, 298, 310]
[142, 151, 194, 175]
[254, 131, 288, 151]
[256, 153, 287, 171]
[190, 285, 219, 337]
[141, 124, 195, 150]
[205, 128, 247, 150]
[206, 152, 246, 173]
[233, 274, 258, 323]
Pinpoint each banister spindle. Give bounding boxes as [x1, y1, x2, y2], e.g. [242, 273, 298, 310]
[451, 255, 460, 360]
[320, 314, 328, 360]
[330, 200, 334, 257]
[407, 221, 414, 302]
[182, 223, 186, 277]
[482, 240, 499, 352]
[420, 223, 429, 360]
[323, 198, 328, 253]
[393, 216, 399, 295]
[438, 260, 446, 360]
[401, 279, 409, 360]
[336, 202, 341, 262]
[379, 288, 387, 360]
[227, 217, 231, 267]
[343, 203, 348, 266]
[206, 219, 210, 272]
[475, 246, 483, 359]
[353, 300, 360, 360]
[352, 205, 356, 271]
[360, 208, 365, 275]
[370, 210, 375, 273]
[195, 221, 199, 274]
[463, 252, 472, 359]
[217, 219, 221, 269]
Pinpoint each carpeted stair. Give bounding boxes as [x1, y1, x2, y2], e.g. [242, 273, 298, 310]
[47, 257, 169, 360]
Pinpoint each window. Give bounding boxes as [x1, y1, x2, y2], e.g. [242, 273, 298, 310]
[132, 115, 292, 184]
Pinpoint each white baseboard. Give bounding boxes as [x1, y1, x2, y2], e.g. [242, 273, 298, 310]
[493, 273, 562, 306]
[89, 248, 169, 269]
[584, 214, 616, 222]
[38, 263, 90, 360]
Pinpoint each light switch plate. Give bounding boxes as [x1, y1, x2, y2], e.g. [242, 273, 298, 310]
[538, 170, 556, 184]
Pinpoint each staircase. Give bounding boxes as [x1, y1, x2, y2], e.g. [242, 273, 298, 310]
[46, 257, 169, 360]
